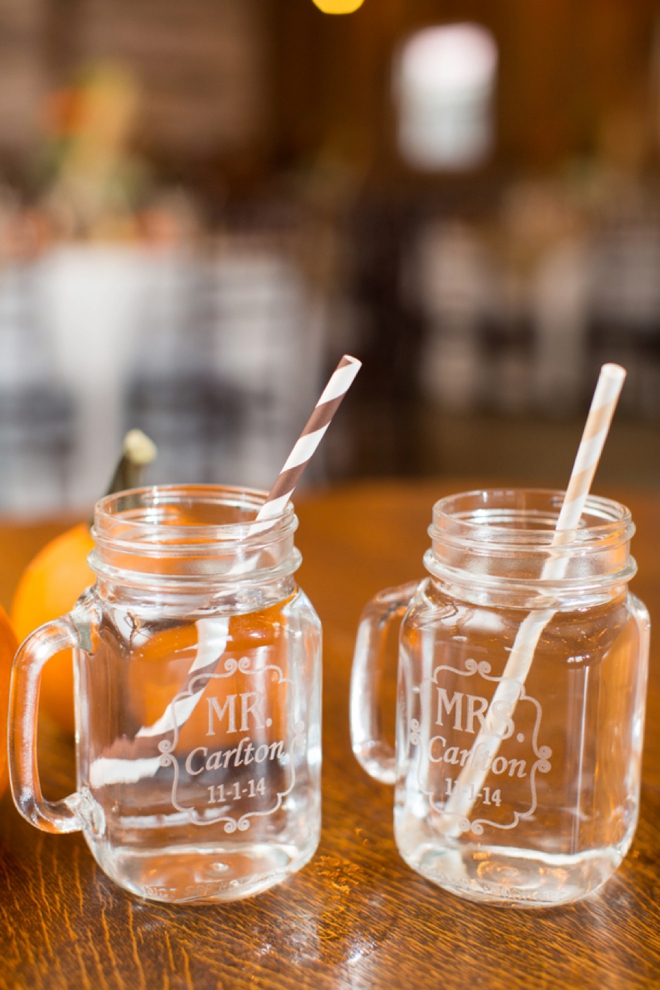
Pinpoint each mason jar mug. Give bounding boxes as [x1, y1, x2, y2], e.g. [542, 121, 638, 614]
[9, 485, 322, 904]
[350, 489, 649, 907]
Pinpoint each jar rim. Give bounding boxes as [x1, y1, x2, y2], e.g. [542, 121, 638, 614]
[93, 484, 296, 553]
[430, 488, 633, 550]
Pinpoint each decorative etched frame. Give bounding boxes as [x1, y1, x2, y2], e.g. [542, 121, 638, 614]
[158, 656, 305, 831]
[411, 658, 552, 834]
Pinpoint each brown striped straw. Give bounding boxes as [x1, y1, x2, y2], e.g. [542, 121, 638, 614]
[442, 363, 627, 835]
[162, 354, 360, 729]
[256, 354, 362, 522]
[90, 355, 363, 784]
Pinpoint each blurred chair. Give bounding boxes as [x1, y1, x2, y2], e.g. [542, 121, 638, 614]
[127, 247, 224, 486]
[208, 233, 326, 491]
[590, 216, 660, 418]
[416, 218, 492, 412]
[531, 238, 591, 416]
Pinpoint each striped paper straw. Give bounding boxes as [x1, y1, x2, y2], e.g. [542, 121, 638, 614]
[90, 355, 362, 784]
[442, 363, 626, 834]
[90, 617, 231, 786]
[256, 354, 362, 522]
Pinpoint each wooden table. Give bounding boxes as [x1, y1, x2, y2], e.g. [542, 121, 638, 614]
[0, 479, 659, 990]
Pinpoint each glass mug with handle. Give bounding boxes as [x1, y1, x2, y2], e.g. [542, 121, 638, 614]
[9, 485, 322, 904]
[350, 489, 649, 907]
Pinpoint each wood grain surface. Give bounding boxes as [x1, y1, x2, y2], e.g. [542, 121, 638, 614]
[0, 479, 659, 990]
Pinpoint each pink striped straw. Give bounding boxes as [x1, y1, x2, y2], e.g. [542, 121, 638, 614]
[442, 363, 627, 835]
[256, 354, 362, 521]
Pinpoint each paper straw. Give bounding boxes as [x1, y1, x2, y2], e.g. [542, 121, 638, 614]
[256, 354, 362, 521]
[90, 355, 362, 785]
[145, 352, 361, 733]
[442, 363, 627, 833]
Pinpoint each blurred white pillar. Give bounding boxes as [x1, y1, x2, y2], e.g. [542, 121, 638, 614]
[40, 244, 145, 510]
[0, 262, 67, 514]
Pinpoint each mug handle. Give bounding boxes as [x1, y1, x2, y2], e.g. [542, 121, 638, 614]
[9, 599, 97, 834]
[350, 581, 419, 785]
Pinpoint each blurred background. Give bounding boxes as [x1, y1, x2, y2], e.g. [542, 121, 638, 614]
[0, 0, 659, 515]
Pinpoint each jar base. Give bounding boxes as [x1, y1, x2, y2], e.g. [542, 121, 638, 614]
[402, 841, 625, 908]
[87, 837, 319, 903]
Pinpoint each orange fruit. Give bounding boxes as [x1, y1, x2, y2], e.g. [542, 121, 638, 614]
[11, 522, 95, 736]
[0, 604, 18, 797]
